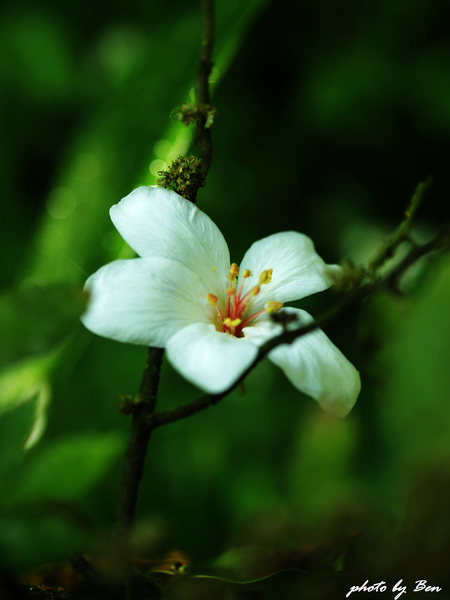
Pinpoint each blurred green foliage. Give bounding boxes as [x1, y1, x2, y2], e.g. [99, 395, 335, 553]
[8, 431, 124, 506]
[1, 0, 450, 596]
[0, 283, 87, 366]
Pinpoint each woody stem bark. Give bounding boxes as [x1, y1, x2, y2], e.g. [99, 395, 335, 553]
[195, 0, 214, 175]
[114, 347, 163, 539]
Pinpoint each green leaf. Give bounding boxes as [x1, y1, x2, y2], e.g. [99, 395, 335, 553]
[0, 401, 36, 481]
[0, 282, 88, 366]
[0, 353, 55, 450]
[7, 430, 124, 505]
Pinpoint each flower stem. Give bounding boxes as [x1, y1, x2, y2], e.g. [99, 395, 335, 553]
[114, 347, 163, 539]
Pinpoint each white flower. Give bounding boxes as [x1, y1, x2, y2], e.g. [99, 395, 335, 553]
[81, 187, 360, 417]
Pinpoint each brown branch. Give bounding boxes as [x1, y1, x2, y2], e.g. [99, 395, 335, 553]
[114, 347, 163, 539]
[152, 290, 364, 428]
[113, 0, 215, 546]
[195, 0, 214, 176]
[153, 227, 449, 428]
[382, 223, 450, 287]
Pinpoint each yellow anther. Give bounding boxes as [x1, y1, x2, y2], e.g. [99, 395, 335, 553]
[242, 269, 252, 278]
[259, 269, 273, 285]
[207, 293, 218, 306]
[227, 263, 239, 281]
[250, 285, 260, 296]
[223, 318, 242, 328]
[266, 301, 283, 314]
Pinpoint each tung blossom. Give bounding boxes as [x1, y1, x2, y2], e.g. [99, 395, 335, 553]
[81, 187, 361, 417]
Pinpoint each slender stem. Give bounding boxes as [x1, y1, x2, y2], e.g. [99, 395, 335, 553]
[153, 227, 450, 428]
[368, 177, 432, 276]
[154, 389, 227, 428]
[114, 347, 163, 539]
[195, 0, 214, 175]
[113, 0, 215, 545]
[152, 295, 361, 428]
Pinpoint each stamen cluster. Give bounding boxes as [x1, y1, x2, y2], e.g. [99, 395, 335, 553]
[207, 264, 283, 337]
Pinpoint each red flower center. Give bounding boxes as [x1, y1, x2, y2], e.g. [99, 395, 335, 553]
[207, 264, 282, 337]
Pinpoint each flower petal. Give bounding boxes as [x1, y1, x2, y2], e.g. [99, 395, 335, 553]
[166, 323, 259, 394]
[110, 187, 230, 299]
[244, 309, 360, 417]
[238, 231, 343, 313]
[81, 257, 215, 346]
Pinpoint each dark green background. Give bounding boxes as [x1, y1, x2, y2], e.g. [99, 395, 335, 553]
[1, 0, 450, 596]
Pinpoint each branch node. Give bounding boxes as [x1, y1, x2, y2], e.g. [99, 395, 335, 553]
[173, 103, 217, 128]
[116, 393, 136, 416]
[270, 310, 300, 332]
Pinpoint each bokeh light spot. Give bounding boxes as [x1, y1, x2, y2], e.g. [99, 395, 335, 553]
[46, 188, 76, 219]
[150, 159, 167, 176]
[154, 140, 172, 159]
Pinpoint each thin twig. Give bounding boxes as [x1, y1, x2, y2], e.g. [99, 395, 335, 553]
[153, 227, 449, 428]
[195, 0, 214, 175]
[152, 291, 364, 428]
[368, 177, 433, 276]
[113, 0, 215, 545]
